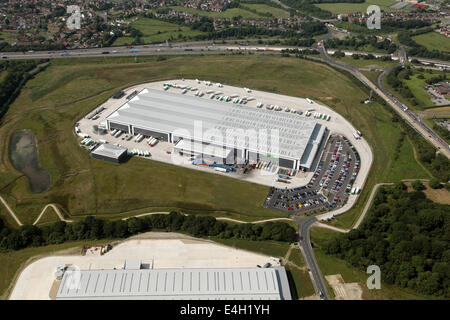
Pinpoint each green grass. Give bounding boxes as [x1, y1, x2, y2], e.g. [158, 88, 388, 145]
[332, 56, 397, 69]
[113, 17, 205, 45]
[242, 4, 290, 18]
[361, 70, 382, 85]
[288, 248, 305, 267]
[310, 227, 438, 300]
[315, 0, 401, 14]
[212, 237, 290, 258]
[412, 32, 450, 53]
[285, 265, 316, 298]
[0, 31, 18, 44]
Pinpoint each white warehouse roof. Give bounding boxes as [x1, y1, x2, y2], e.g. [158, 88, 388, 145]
[91, 143, 127, 159]
[56, 267, 291, 300]
[106, 88, 323, 162]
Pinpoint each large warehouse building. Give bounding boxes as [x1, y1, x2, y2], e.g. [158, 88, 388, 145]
[105, 88, 327, 170]
[55, 266, 292, 300]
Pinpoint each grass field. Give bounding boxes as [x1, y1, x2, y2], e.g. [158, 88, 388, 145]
[361, 70, 382, 85]
[113, 17, 205, 45]
[310, 227, 438, 300]
[212, 237, 290, 258]
[315, 0, 400, 14]
[241, 4, 290, 18]
[412, 32, 450, 53]
[0, 54, 431, 228]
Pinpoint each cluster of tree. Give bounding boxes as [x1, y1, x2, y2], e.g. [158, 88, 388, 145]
[398, 31, 450, 61]
[281, 48, 319, 55]
[0, 42, 66, 52]
[0, 212, 297, 252]
[322, 184, 450, 298]
[425, 73, 447, 85]
[191, 17, 215, 33]
[386, 66, 418, 106]
[431, 121, 450, 145]
[192, 20, 326, 41]
[384, 20, 431, 30]
[0, 60, 39, 121]
[325, 36, 397, 54]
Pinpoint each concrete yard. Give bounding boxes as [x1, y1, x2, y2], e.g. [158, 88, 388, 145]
[9, 233, 279, 300]
[76, 79, 372, 190]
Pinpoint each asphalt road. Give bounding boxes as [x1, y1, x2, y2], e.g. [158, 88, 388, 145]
[294, 216, 330, 300]
[317, 41, 450, 158]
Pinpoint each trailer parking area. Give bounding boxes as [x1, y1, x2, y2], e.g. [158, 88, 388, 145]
[264, 135, 361, 215]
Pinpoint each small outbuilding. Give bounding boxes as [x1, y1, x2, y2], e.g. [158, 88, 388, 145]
[91, 144, 128, 163]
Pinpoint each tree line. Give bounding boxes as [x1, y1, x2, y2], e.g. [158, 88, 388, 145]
[321, 183, 449, 298]
[325, 36, 397, 54]
[0, 60, 39, 121]
[0, 212, 297, 251]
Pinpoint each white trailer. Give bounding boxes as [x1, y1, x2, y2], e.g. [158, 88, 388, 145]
[214, 167, 227, 172]
[306, 98, 313, 104]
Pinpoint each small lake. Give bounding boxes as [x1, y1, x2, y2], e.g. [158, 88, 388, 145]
[9, 130, 51, 193]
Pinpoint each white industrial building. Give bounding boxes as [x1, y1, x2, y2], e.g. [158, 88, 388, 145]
[55, 266, 292, 300]
[105, 88, 327, 170]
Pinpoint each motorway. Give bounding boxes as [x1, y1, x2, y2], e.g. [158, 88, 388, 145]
[317, 40, 450, 158]
[0, 40, 299, 60]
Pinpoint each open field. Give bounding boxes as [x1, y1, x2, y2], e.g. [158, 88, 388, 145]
[310, 227, 439, 300]
[405, 181, 450, 205]
[315, 0, 399, 14]
[361, 70, 382, 85]
[113, 17, 205, 45]
[412, 32, 450, 53]
[242, 4, 290, 18]
[0, 54, 430, 228]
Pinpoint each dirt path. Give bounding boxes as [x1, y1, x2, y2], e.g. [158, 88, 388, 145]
[0, 195, 23, 226]
[405, 135, 433, 178]
[33, 204, 72, 225]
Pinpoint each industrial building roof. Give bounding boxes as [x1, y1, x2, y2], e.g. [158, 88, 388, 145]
[91, 143, 127, 159]
[56, 267, 291, 300]
[174, 139, 233, 159]
[106, 88, 322, 161]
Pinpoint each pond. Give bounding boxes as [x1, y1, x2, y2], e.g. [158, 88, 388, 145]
[9, 130, 51, 193]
